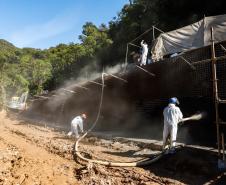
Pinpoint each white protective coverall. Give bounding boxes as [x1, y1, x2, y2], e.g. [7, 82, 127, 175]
[163, 103, 183, 149]
[67, 116, 84, 138]
[140, 41, 148, 66]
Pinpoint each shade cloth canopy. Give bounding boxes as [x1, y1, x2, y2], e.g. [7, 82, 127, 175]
[151, 14, 226, 61]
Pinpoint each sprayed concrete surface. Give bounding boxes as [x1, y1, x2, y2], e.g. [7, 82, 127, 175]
[0, 111, 225, 185]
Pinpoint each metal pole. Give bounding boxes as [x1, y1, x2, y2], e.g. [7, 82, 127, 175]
[210, 27, 220, 158]
[135, 65, 156, 77]
[124, 43, 129, 73]
[153, 26, 164, 33]
[222, 133, 225, 160]
[129, 27, 153, 43]
[128, 43, 141, 48]
[179, 56, 196, 70]
[152, 26, 155, 40]
[103, 73, 127, 83]
[88, 80, 104, 87]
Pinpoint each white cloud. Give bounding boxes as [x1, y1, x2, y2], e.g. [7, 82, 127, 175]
[7, 10, 80, 48]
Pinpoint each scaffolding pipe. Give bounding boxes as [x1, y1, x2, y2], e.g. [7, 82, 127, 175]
[88, 80, 104, 87]
[135, 65, 156, 77]
[222, 133, 225, 161]
[103, 73, 128, 83]
[73, 85, 89, 90]
[210, 27, 221, 158]
[128, 43, 141, 48]
[124, 43, 141, 72]
[179, 56, 196, 70]
[152, 26, 155, 40]
[124, 43, 129, 72]
[220, 44, 226, 52]
[153, 26, 164, 34]
[193, 55, 226, 65]
[129, 27, 153, 43]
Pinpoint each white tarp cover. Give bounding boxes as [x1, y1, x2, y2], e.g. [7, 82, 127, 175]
[151, 14, 226, 61]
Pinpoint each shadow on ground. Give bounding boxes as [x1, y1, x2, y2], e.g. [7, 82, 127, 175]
[144, 147, 219, 185]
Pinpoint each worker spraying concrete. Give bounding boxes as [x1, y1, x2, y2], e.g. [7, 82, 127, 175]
[163, 97, 183, 154]
[71, 79, 206, 167]
[68, 113, 87, 138]
[163, 97, 205, 154]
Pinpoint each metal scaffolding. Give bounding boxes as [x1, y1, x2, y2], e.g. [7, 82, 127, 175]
[211, 27, 226, 164]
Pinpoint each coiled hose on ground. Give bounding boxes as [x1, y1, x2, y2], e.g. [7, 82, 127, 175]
[73, 73, 164, 167]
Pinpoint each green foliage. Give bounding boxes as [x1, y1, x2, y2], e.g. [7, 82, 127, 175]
[79, 22, 112, 57]
[19, 54, 52, 94]
[0, 40, 52, 107]
[0, 40, 20, 67]
[46, 43, 87, 87]
[1, 0, 226, 108]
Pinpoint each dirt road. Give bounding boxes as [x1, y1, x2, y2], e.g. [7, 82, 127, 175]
[0, 110, 223, 185]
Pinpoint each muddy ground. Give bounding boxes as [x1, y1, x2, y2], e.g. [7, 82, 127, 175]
[0, 110, 225, 185]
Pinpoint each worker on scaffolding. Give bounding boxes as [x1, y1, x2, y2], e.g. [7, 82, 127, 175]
[162, 97, 183, 154]
[140, 40, 148, 66]
[67, 113, 87, 138]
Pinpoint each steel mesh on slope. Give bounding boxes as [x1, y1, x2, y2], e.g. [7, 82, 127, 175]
[133, 41, 226, 116]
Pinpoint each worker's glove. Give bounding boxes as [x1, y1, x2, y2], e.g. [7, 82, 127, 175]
[178, 118, 184, 126]
[178, 121, 184, 126]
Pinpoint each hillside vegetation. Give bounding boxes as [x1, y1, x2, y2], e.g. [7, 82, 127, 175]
[0, 0, 225, 107]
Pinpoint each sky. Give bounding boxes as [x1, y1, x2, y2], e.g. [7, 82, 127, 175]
[0, 0, 128, 49]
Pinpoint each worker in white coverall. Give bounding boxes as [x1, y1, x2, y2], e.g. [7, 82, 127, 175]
[163, 97, 183, 154]
[67, 113, 87, 138]
[140, 40, 148, 66]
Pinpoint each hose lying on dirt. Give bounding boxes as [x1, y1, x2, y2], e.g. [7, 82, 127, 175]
[73, 73, 164, 167]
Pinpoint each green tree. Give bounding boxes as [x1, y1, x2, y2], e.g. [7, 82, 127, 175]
[79, 22, 113, 58]
[19, 54, 52, 94]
